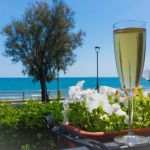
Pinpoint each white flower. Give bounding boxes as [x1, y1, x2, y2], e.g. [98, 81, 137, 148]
[112, 103, 127, 116]
[118, 97, 125, 103]
[85, 91, 113, 113]
[99, 86, 116, 96]
[82, 89, 113, 114]
[119, 90, 126, 97]
[112, 103, 121, 113]
[76, 80, 85, 89]
[69, 85, 82, 100]
[103, 101, 113, 114]
[81, 89, 95, 100]
[115, 109, 127, 116]
[99, 86, 126, 97]
[68, 80, 86, 100]
[86, 92, 102, 112]
[67, 82, 127, 119]
[98, 94, 107, 107]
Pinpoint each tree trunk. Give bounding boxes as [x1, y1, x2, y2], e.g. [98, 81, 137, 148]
[57, 65, 62, 100]
[40, 78, 49, 102]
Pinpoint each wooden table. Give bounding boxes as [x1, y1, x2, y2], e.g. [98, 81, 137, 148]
[53, 127, 150, 150]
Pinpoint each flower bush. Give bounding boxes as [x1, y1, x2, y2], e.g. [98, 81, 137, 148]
[63, 81, 150, 132]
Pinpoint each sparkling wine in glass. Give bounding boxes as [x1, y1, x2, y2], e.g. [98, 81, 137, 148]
[113, 20, 148, 146]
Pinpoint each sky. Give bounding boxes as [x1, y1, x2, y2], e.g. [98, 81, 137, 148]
[0, 0, 150, 77]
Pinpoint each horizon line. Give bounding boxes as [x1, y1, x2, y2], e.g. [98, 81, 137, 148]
[0, 76, 119, 78]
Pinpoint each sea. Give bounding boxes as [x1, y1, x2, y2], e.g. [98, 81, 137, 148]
[0, 77, 150, 100]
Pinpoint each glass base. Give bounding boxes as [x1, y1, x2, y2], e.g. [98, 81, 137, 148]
[114, 135, 148, 146]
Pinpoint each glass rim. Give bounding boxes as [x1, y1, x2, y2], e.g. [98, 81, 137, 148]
[113, 20, 146, 30]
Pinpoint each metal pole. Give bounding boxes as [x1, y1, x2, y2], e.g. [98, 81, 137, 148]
[57, 67, 61, 99]
[95, 46, 100, 93]
[23, 91, 25, 101]
[96, 51, 99, 92]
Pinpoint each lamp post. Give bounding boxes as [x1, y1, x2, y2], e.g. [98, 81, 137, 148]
[95, 46, 100, 93]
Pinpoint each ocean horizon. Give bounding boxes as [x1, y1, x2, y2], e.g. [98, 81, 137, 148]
[0, 77, 150, 91]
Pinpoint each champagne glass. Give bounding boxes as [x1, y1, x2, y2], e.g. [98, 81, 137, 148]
[113, 20, 148, 146]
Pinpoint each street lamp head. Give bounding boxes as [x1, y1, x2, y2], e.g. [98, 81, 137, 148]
[95, 46, 100, 53]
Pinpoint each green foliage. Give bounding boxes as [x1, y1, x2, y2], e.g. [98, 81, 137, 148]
[0, 100, 63, 129]
[134, 91, 150, 128]
[67, 94, 150, 132]
[0, 102, 20, 129]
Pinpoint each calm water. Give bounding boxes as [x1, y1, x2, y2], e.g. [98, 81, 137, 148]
[0, 77, 150, 91]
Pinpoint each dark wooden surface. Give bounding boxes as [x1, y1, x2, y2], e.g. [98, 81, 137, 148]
[53, 127, 150, 150]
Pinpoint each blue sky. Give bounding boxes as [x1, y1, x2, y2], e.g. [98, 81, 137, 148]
[0, 0, 150, 77]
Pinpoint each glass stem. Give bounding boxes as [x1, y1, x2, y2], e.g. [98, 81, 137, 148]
[128, 92, 134, 135]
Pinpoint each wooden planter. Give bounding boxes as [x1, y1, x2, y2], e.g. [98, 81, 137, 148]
[61, 122, 150, 142]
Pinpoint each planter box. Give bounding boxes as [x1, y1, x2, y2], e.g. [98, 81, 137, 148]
[61, 122, 150, 142]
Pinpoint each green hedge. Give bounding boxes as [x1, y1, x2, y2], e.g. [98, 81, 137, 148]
[0, 100, 63, 129]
